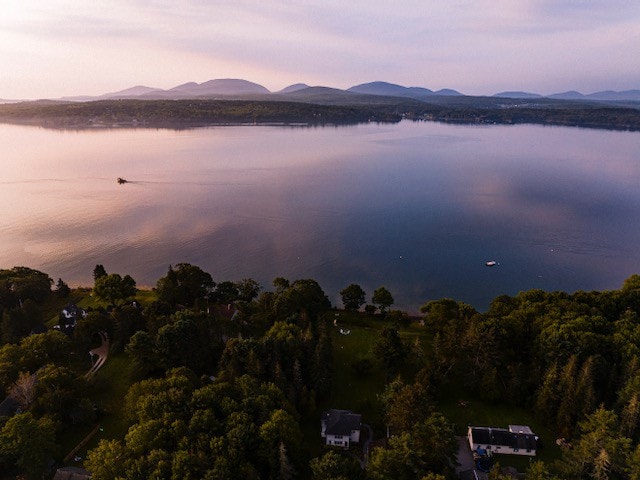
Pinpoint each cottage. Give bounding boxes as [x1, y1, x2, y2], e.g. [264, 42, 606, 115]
[321, 409, 362, 448]
[468, 425, 537, 456]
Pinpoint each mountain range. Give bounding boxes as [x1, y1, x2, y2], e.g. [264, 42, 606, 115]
[493, 89, 640, 101]
[56, 79, 640, 104]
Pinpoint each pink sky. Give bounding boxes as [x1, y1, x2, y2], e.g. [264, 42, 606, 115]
[1, 0, 639, 99]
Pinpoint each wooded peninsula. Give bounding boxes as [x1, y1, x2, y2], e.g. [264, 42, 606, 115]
[2, 264, 640, 479]
[0, 97, 639, 131]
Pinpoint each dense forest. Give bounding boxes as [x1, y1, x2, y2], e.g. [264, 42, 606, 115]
[0, 97, 639, 131]
[0, 99, 401, 128]
[2, 265, 640, 479]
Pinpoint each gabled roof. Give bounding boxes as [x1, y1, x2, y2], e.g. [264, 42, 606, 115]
[323, 409, 361, 436]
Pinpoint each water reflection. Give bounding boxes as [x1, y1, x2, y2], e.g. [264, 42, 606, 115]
[1, 122, 639, 312]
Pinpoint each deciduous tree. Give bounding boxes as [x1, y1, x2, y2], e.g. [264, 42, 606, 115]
[273, 279, 331, 321]
[340, 283, 366, 311]
[373, 326, 406, 376]
[372, 286, 394, 314]
[85, 439, 127, 480]
[8, 371, 37, 410]
[309, 451, 364, 480]
[93, 264, 107, 282]
[236, 278, 262, 303]
[0, 267, 53, 307]
[93, 273, 137, 306]
[0, 412, 57, 478]
[155, 263, 214, 307]
[55, 278, 70, 298]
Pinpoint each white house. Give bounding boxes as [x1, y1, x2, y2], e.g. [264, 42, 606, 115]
[468, 425, 537, 456]
[321, 409, 362, 448]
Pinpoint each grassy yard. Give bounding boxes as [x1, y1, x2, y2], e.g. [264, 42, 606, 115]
[439, 389, 561, 463]
[43, 290, 89, 328]
[317, 311, 430, 432]
[314, 311, 561, 472]
[44, 288, 158, 327]
[61, 353, 137, 466]
[53, 305, 561, 472]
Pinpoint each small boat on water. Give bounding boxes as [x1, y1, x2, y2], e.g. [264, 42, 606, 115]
[485, 260, 497, 267]
[117, 177, 127, 184]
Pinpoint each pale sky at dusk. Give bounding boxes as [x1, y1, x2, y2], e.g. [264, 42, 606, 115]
[1, 0, 638, 99]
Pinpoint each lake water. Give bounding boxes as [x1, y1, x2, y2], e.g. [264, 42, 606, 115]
[1, 121, 639, 313]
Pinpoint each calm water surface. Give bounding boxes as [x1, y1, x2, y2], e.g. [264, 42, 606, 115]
[1, 121, 639, 312]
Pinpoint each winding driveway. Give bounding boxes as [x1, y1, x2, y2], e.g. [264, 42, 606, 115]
[85, 331, 109, 380]
[361, 423, 374, 468]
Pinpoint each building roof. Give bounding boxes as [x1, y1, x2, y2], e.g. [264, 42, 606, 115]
[470, 426, 537, 451]
[509, 425, 533, 434]
[52, 467, 91, 480]
[322, 409, 362, 436]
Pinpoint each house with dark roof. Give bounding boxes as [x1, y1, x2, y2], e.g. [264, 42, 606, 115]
[55, 304, 87, 334]
[321, 409, 362, 448]
[468, 425, 537, 456]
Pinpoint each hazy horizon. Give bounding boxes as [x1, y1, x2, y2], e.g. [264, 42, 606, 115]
[1, 1, 638, 100]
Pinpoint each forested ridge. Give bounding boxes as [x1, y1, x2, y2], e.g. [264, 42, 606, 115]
[0, 99, 401, 127]
[0, 98, 639, 131]
[1, 265, 640, 479]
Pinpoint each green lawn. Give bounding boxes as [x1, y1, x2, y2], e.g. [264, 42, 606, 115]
[61, 353, 137, 466]
[54, 305, 561, 472]
[439, 382, 562, 465]
[43, 290, 89, 328]
[317, 311, 430, 432]
[75, 287, 158, 310]
[315, 310, 561, 471]
[327, 322, 386, 418]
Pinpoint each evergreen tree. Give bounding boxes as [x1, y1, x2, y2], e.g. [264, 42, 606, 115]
[93, 264, 107, 282]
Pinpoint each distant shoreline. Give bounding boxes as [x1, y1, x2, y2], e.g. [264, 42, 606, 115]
[0, 98, 639, 132]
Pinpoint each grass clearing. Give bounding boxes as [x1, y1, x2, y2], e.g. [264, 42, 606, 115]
[62, 352, 137, 466]
[439, 382, 562, 465]
[55, 305, 559, 472]
[89, 353, 137, 440]
[317, 311, 559, 471]
[327, 323, 385, 419]
[43, 290, 89, 328]
[318, 311, 430, 433]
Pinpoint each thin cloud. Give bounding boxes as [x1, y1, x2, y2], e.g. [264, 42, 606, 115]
[0, 0, 638, 98]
